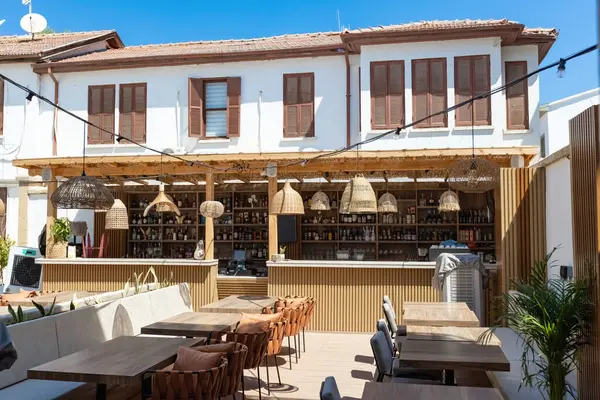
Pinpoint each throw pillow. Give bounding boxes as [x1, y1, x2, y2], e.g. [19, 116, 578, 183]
[236, 316, 271, 333]
[173, 346, 222, 371]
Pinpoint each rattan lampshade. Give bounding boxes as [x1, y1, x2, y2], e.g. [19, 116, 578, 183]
[447, 157, 500, 193]
[144, 184, 181, 216]
[51, 173, 114, 210]
[340, 175, 377, 214]
[270, 181, 305, 215]
[377, 192, 398, 213]
[310, 191, 330, 211]
[438, 190, 461, 212]
[200, 201, 225, 218]
[105, 199, 129, 230]
[0, 198, 5, 217]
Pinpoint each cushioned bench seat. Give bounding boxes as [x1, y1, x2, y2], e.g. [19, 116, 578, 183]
[0, 380, 87, 400]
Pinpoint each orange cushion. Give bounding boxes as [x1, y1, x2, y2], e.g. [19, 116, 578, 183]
[173, 346, 222, 371]
[196, 342, 236, 354]
[243, 312, 283, 323]
[236, 317, 271, 333]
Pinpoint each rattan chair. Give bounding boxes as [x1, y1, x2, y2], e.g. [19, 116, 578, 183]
[225, 330, 271, 400]
[202, 339, 248, 398]
[281, 304, 305, 369]
[148, 356, 228, 399]
[264, 320, 287, 393]
[300, 297, 315, 353]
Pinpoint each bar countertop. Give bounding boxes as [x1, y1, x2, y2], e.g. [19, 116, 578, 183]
[36, 258, 219, 266]
[267, 259, 498, 270]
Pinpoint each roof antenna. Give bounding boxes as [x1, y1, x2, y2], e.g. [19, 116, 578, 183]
[337, 10, 341, 32]
[20, 0, 47, 40]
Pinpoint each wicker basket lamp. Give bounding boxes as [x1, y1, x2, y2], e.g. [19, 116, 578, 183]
[447, 158, 500, 193]
[438, 190, 461, 212]
[310, 191, 330, 211]
[377, 192, 398, 213]
[270, 181, 305, 215]
[340, 175, 377, 214]
[144, 184, 181, 216]
[200, 200, 225, 218]
[105, 199, 130, 230]
[0, 198, 5, 216]
[51, 173, 114, 210]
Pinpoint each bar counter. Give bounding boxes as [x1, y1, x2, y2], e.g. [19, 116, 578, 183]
[36, 258, 219, 310]
[267, 259, 498, 332]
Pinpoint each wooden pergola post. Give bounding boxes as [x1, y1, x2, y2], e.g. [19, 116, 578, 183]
[46, 170, 57, 251]
[268, 176, 278, 259]
[205, 173, 215, 260]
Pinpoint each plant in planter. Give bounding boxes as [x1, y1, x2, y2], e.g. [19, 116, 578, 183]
[47, 218, 72, 259]
[0, 235, 15, 281]
[481, 248, 594, 400]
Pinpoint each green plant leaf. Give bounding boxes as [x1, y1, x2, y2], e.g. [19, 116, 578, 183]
[7, 304, 17, 322]
[31, 300, 46, 317]
[123, 278, 131, 297]
[70, 300, 75, 311]
[17, 306, 24, 323]
[48, 296, 57, 316]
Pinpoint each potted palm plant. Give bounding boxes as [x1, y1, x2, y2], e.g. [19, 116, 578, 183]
[46, 217, 72, 259]
[481, 248, 594, 400]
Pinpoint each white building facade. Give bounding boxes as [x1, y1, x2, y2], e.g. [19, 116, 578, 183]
[1, 19, 557, 246]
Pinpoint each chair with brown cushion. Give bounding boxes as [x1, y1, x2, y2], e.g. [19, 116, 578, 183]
[300, 297, 315, 353]
[149, 356, 228, 399]
[226, 329, 271, 400]
[199, 340, 248, 398]
[281, 303, 305, 368]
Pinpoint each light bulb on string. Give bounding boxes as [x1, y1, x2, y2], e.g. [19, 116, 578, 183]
[556, 58, 566, 78]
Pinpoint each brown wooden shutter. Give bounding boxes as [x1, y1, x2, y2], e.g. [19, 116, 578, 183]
[283, 75, 297, 137]
[506, 61, 529, 130]
[370, 62, 387, 129]
[454, 57, 472, 126]
[88, 85, 115, 144]
[119, 83, 146, 143]
[133, 83, 146, 142]
[473, 56, 491, 125]
[412, 60, 430, 128]
[188, 78, 204, 138]
[429, 59, 447, 127]
[299, 74, 314, 137]
[101, 86, 115, 143]
[227, 77, 241, 137]
[119, 85, 133, 141]
[388, 61, 405, 126]
[88, 87, 102, 144]
[0, 79, 4, 137]
[283, 73, 314, 137]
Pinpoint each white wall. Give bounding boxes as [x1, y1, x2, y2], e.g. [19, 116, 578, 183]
[545, 158, 573, 278]
[541, 88, 600, 155]
[358, 39, 540, 151]
[52, 55, 348, 157]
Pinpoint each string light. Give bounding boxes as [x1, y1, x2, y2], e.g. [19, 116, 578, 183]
[25, 91, 34, 102]
[557, 58, 566, 78]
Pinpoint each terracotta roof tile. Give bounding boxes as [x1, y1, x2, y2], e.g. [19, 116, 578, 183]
[520, 27, 559, 38]
[0, 30, 117, 59]
[343, 19, 521, 34]
[53, 31, 343, 64]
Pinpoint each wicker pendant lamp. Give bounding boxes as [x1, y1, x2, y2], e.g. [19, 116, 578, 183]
[438, 190, 461, 212]
[447, 104, 499, 193]
[340, 175, 377, 214]
[271, 181, 304, 215]
[0, 198, 5, 216]
[51, 173, 114, 210]
[377, 192, 398, 213]
[144, 184, 181, 216]
[105, 199, 130, 230]
[200, 200, 225, 218]
[310, 191, 330, 211]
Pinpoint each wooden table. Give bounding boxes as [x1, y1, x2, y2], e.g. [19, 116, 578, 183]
[141, 312, 241, 337]
[199, 295, 278, 314]
[402, 306, 480, 327]
[362, 382, 503, 399]
[28, 336, 200, 400]
[403, 301, 471, 311]
[406, 326, 501, 345]
[398, 339, 510, 385]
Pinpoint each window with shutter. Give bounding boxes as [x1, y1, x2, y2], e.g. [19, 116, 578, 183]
[205, 81, 227, 138]
[87, 85, 115, 144]
[283, 73, 314, 137]
[454, 55, 491, 126]
[0, 79, 4, 137]
[370, 61, 405, 130]
[411, 58, 447, 128]
[188, 77, 241, 139]
[119, 83, 146, 143]
[505, 61, 529, 130]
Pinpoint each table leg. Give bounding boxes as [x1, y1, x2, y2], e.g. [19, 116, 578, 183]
[96, 383, 107, 400]
[443, 369, 456, 385]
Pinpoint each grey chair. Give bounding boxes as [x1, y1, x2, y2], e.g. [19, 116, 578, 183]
[370, 331, 442, 383]
[382, 295, 396, 321]
[382, 303, 398, 336]
[319, 376, 342, 400]
[376, 319, 394, 355]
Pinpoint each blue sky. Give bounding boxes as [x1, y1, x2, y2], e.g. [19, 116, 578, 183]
[0, 0, 597, 103]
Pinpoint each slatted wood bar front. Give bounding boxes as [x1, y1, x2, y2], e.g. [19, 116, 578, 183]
[38, 259, 218, 311]
[216, 277, 268, 299]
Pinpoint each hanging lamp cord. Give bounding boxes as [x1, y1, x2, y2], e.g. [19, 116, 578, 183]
[82, 124, 86, 176]
[471, 103, 475, 159]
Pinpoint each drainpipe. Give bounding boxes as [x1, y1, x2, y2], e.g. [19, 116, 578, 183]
[48, 67, 58, 156]
[344, 46, 351, 147]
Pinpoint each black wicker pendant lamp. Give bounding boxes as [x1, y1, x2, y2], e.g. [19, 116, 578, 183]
[51, 126, 114, 210]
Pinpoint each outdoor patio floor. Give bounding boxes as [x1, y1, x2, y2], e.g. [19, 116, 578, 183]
[242, 331, 374, 400]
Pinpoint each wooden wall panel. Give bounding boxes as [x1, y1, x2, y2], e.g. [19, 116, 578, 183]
[93, 190, 127, 258]
[268, 266, 440, 332]
[569, 105, 600, 399]
[217, 277, 268, 299]
[499, 167, 546, 293]
[42, 262, 218, 311]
